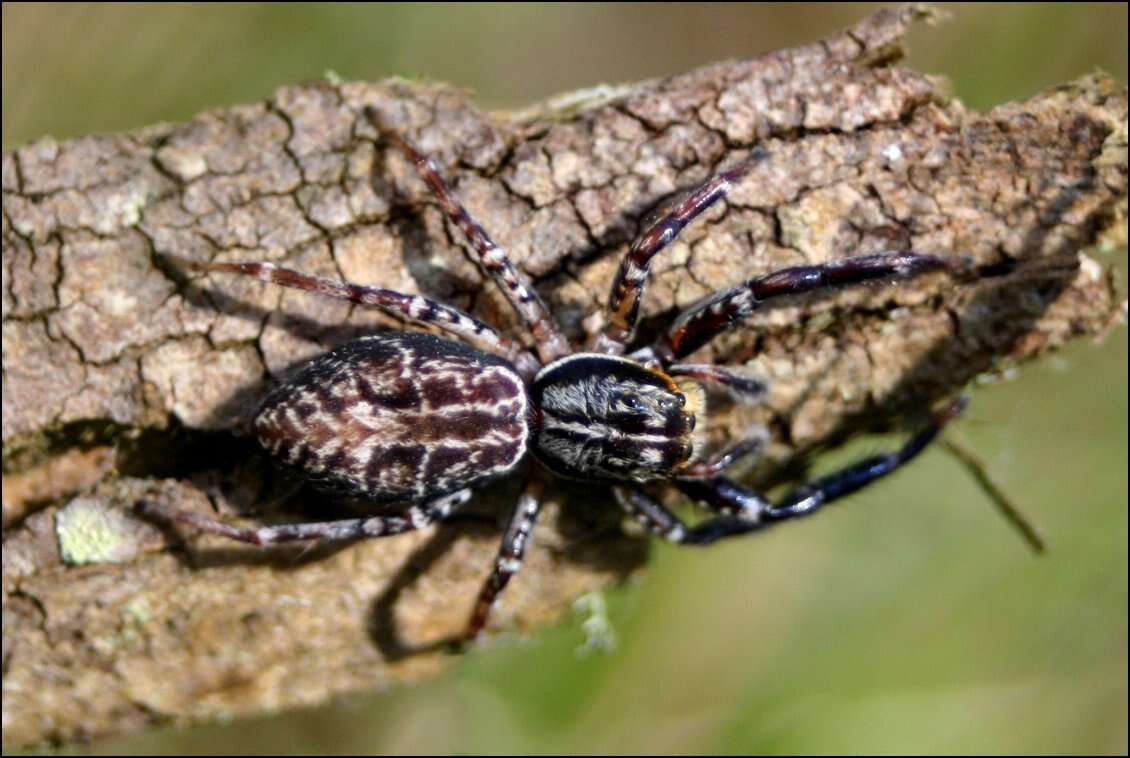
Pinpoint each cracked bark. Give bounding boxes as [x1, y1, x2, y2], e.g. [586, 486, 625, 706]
[2, 5, 1126, 750]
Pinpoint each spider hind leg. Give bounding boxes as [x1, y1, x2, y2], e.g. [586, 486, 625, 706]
[136, 489, 473, 546]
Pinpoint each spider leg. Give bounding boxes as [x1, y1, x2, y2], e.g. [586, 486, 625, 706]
[677, 428, 768, 480]
[655, 251, 967, 362]
[176, 258, 539, 379]
[593, 149, 768, 355]
[465, 480, 544, 640]
[685, 397, 965, 544]
[369, 111, 571, 365]
[619, 397, 965, 545]
[613, 486, 692, 543]
[675, 477, 771, 518]
[136, 489, 472, 546]
[666, 363, 767, 400]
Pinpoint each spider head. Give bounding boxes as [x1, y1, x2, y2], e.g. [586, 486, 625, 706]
[529, 354, 704, 483]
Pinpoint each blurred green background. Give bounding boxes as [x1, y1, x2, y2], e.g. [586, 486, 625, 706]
[4, 3, 1126, 754]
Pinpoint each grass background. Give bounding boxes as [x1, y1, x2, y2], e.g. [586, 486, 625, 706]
[3, 3, 1126, 754]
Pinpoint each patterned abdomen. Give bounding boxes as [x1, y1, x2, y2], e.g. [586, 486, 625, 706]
[254, 332, 529, 503]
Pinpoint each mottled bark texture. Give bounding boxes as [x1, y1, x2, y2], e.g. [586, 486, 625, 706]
[2, 5, 1126, 749]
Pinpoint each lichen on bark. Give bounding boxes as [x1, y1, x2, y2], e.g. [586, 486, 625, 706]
[2, 5, 1126, 750]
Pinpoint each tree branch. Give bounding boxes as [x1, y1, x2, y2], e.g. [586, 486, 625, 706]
[2, 5, 1126, 749]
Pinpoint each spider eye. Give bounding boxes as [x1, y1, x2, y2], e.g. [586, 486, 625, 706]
[674, 392, 686, 407]
[621, 394, 643, 411]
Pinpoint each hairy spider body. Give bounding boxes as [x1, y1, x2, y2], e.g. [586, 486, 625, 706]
[530, 354, 703, 483]
[254, 332, 529, 503]
[139, 108, 975, 641]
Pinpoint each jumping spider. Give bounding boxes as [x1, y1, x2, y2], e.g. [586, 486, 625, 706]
[140, 107, 972, 641]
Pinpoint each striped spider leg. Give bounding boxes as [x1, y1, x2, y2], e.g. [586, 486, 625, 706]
[137, 489, 473, 545]
[175, 257, 541, 379]
[591, 146, 769, 356]
[366, 107, 572, 366]
[651, 252, 967, 366]
[465, 478, 545, 641]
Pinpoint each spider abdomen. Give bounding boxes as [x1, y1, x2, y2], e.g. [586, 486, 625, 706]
[254, 332, 529, 503]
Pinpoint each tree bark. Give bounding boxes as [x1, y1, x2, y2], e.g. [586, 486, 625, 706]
[2, 5, 1126, 749]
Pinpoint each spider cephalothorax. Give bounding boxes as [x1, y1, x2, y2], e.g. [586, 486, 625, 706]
[139, 107, 971, 640]
[530, 354, 704, 483]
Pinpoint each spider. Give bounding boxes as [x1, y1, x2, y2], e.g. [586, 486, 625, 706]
[139, 107, 973, 641]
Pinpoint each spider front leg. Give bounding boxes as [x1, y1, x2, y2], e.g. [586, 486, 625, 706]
[593, 148, 769, 355]
[619, 397, 965, 545]
[136, 489, 473, 546]
[367, 108, 571, 365]
[665, 363, 767, 400]
[656, 252, 967, 363]
[677, 427, 768, 480]
[465, 479, 544, 640]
